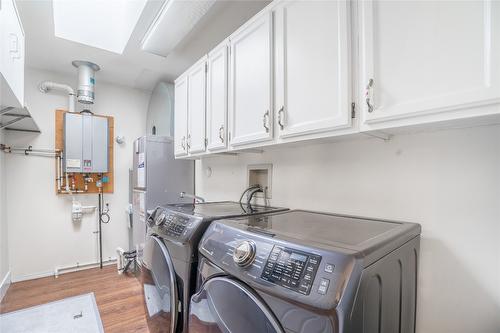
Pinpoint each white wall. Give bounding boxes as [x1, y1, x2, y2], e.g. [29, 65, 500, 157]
[0, 128, 10, 300]
[4, 67, 149, 281]
[146, 81, 174, 137]
[195, 125, 500, 333]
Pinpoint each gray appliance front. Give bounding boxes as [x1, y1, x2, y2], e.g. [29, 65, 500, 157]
[190, 214, 421, 333]
[190, 275, 284, 333]
[142, 234, 179, 333]
[132, 136, 194, 201]
[132, 189, 147, 263]
[132, 136, 194, 264]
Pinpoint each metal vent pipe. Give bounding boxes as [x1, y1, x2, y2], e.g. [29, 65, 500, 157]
[72, 60, 100, 104]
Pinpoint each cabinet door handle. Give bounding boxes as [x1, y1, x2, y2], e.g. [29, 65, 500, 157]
[365, 78, 374, 113]
[9, 33, 20, 60]
[181, 136, 186, 150]
[219, 125, 224, 143]
[262, 110, 270, 133]
[277, 106, 285, 130]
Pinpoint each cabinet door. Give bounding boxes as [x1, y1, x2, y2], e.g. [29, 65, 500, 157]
[174, 76, 188, 157]
[229, 12, 273, 147]
[187, 57, 207, 154]
[206, 42, 228, 152]
[274, 0, 351, 139]
[1, 0, 25, 107]
[360, 0, 500, 126]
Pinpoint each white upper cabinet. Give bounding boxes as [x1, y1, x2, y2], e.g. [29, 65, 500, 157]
[174, 0, 500, 158]
[206, 41, 228, 152]
[187, 57, 207, 154]
[0, 0, 25, 109]
[359, 0, 500, 129]
[229, 11, 274, 147]
[274, 0, 351, 139]
[174, 75, 189, 157]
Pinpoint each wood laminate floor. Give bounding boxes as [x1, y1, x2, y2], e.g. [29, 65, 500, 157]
[0, 265, 149, 333]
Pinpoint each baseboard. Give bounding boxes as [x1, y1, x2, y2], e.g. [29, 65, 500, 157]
[11, 259, 117, 283]
[0, 270, 11, 302]
[11, 270, 55, 283]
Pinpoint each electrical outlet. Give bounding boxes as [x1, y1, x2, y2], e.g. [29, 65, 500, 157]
[247, 164, 272, 199]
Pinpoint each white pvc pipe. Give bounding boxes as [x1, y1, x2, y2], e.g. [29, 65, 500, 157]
[65, 171, 70, 193]
[54, 257, 117, 278]
[39, 81, 75, 113]
[56, 154, 61, 191]
[59, 154, 64, 191]
[116, 247, 125, 273]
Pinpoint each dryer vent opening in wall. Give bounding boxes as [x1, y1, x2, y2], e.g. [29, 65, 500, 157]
[247, 164, 272, 199]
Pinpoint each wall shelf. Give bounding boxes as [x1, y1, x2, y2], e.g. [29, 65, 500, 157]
[0, 106, 40, 133]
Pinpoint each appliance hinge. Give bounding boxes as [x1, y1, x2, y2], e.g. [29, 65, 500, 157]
[351, 102, 356, 119]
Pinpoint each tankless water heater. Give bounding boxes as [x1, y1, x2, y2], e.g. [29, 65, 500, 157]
[63, 112, 109, 173]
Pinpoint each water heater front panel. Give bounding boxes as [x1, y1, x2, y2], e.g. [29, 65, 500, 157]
[64, 112, 109, 173]
[91, 115, 109, 173]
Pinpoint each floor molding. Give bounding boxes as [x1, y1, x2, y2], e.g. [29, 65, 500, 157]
[11, 259, 117, 283]
[11, 270, 54, 283]
[0, 270, 11, 302]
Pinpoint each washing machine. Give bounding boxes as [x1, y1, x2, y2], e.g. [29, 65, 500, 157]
[141, 201, 288, 333]
[189, 210, 421, 333]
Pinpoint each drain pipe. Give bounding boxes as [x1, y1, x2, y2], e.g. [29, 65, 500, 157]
[39, 81, 75, 113]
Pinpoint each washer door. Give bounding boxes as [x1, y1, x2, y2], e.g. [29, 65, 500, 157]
[142, 235, 178, 333]
[189, 276, 284, 333]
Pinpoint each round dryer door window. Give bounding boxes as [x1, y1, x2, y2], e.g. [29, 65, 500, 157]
[142, 235, 178, 333]
[189, 277, 284, 333]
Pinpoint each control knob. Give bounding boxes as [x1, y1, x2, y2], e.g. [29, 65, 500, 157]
[233, 240, 256, 267]
[155, 212, 166, 226]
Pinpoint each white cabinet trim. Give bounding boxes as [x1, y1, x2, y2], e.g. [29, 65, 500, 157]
[228, 11, 274, 147]
[174, 75, 189, 157]
[187, 56, 207, 154]
[206, 41, 229, 152]
[275, 0, 352, 140]
[359, 0, 500, 125]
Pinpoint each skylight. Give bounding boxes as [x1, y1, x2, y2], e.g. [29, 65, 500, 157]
[53, 0, 147, 54]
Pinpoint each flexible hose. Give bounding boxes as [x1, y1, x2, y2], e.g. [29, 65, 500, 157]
[239, 185, 261, 204]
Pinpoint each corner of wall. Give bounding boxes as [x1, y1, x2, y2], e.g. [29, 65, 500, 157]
[0, 129, 10, 302]
[0, 271, 11, 303]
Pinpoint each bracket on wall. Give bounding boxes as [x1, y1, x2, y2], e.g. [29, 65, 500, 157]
[363, 131, 392, 142]
[239, 148, 264, 154]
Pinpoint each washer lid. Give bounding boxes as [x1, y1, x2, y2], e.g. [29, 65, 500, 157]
[219, 210, 421, 254]
[163, 201, 288, 220]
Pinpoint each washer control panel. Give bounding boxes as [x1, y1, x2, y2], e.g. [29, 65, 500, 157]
[160, 213, 189, 237]
[148, 208, 195, 241]
[261, 245, 321, 295]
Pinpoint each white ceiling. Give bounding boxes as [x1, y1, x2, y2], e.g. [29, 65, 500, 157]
[16, 0, 270, 91]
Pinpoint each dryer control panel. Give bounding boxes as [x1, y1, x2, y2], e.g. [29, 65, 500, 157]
[261, 246, 321, 295]
[147, 208, 203, 243]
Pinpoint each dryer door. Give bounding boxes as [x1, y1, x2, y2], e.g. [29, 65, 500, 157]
[189, 276, 284, 333]
[142, 235, 179, 333]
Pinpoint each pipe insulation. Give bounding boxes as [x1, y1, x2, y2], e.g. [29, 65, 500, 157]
[39, 81, 75, 112]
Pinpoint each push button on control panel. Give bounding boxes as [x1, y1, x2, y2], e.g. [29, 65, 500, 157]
[261, 246, 322, 295]
[159, 214, 189, 238]
[324, 263, 335, 273]
[318, 278, 330, 295]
